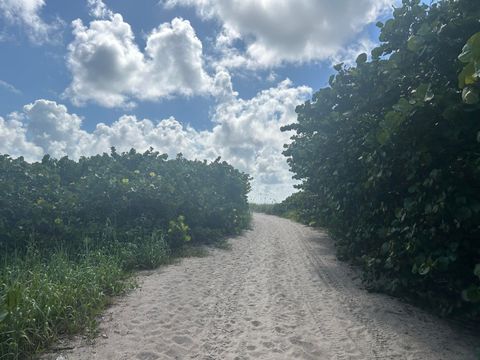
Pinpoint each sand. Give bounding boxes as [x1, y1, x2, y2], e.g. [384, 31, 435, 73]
[45, 213, 479, 359]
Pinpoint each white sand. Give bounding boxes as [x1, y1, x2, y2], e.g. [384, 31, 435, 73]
[46, 213, 479, 359]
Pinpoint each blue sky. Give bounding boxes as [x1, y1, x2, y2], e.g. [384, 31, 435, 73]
[0, 0, 403, 202]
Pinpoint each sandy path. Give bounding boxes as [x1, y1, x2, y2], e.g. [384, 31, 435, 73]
[49, 213, 479, 360]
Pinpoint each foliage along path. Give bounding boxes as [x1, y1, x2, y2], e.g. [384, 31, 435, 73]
[46, 214, 478, 360]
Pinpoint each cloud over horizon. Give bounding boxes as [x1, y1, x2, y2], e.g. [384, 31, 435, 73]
[0, 80, 311, 202]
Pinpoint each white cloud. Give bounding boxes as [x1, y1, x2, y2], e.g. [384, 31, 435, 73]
[164, 0, 396, 68]
[331, 37, 378, 66]
[87, 0, 114, 19]
[209, 79, 312, 201]
[22, 99, 94, 159]
[0, 116, 43, 162]
[0, 79, 21, 95]
[141, 18, 212, 99]
[64, 14, 213, 108]
[0, 0, 62, 43]
[211, 67, 237, 100]
[1, 80, 311, 201]
[266, 71, 277, 83]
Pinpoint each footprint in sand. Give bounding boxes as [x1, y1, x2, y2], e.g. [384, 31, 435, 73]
[136, 351, 160, 360]
[274, 326, 285, 334]
[171, 335, 193, 346]
[262, 341, 274, 349]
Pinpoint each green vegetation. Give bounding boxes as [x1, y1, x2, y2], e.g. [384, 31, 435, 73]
[250, 192, 318, 224]
[0, 148, 250, 359]
[281, 0, 480, 320]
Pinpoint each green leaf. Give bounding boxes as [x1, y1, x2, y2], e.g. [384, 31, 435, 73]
[407, 35, 423, 53]
[466, 32, 480, 58]
[383, 111, 405, 129]
[392, 98, 413, 114]
[418, 263, 430, 276]
[424, 84, 434, 102]
[328, 74, 335, 86]
[381, 242, 390, 254]
[356, 53, 368, 65]
[371, 47, 383, 59]
[376, 129, 390, 145]
[0, 309, 7, 322]
[462, 87, 479, 104]
[417, 23, 431, 37]
[413, 83, 428, 99]
[474, 264, 480, 279]
[458, 62, 475, 89]
[458, 43, 473, 63]
[462, 286, 480, 303]
[474, 60, 480, 79]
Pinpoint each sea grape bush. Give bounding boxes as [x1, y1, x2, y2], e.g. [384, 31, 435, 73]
[250, 191, 319, 224]
[0, 148, 251, 358]
[282, 0, 480, 319]
[0, 148, 251, 255]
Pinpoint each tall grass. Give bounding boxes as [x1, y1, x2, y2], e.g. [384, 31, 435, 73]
[0, 231, 171, 360]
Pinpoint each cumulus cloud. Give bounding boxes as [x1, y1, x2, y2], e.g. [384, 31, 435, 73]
[21, 99, 94, 159]
[87, 0, 114, 19]
[1, 80, 311, 201]
[164, 0, 396, 68]
[64, 14, 213, 108]
[0, 0, 62, 43]
[209, 79, 311, 200]
[0, 116, 43, 162]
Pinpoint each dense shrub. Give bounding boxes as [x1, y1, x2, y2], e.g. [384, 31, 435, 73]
[282, 0, 480, 319]
[0, 148, 251, 255]
[250, 192, 318, 224]
[0, 148, 251, 358]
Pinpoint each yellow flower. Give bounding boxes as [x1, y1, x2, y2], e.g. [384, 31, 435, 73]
[149, 172, 156, 177]
[121, 178, 129, 184]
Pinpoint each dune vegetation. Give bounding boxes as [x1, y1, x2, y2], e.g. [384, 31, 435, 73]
[262, 0, 480, 321]
[0, 149, 251, 359]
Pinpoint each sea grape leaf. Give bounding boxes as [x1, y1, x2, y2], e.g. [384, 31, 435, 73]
[462, 87, 479, 105]
[474, 264, 480, 279]
[0, 310, 7, 322]
[356, 53, 368, 65]
[462, 286, 480, 303]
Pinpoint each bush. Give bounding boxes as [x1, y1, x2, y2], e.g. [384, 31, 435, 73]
[282, 0, 480, 319]
[167, 216, 191, 250]
[0, 149, 250, 255]
[0, 148, 251, 358]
